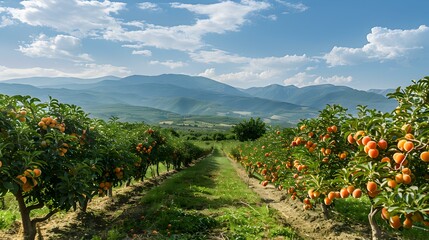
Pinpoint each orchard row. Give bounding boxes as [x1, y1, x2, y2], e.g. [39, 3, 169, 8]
[0, 94, 209, 240]
[230, 77, 429, 239]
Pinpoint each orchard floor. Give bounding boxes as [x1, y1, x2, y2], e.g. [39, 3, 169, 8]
[0, 147, 413, 240]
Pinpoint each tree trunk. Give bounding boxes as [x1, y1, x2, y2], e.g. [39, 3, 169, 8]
[321, 202, 330, 220]
[15, 191, 37, 240]
[368, 205, 382, 240]
[156, 163, 160, 176]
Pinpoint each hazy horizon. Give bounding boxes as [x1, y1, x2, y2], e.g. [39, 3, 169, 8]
[0, 0, 428, 90]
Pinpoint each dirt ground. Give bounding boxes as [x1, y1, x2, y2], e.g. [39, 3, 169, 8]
[227, 157, 373, 240]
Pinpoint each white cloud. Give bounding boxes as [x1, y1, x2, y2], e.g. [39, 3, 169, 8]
[8, 0, 125, 37]
[0, 63, 130, 81]
[0, 15, 13, 27]
[150, 60, 187, 69]
[190, 49, 248, 64]
[132, 49, 152, 56]
[18, 34, 93, 62]
[275, 0, 308, 13]
[325, 25, 429, 66]
[195, 49, 314, 87]
[199, 68, 277, 86]
[104, 0, 270, 51]
[283, 72, 352, 87]
[138, 2, 159, 11]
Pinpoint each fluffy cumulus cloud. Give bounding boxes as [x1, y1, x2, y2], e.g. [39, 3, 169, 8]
[104, 0, 270, 51]
[325, 25, 429, 66]
[275, 0, 308, 13]
[149, 60, 187, 69]
[8, 0, 125, 37]
[194, 49, 314, 87]
[0, 63, 130, 80]
[131, 49, 152, 56]
[18, 34, 93, 62]
[283, 72, 352, 87]
[137, 2, 159, 11]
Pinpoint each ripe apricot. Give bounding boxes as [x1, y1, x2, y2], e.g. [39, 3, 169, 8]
[397, 139, 407, 151]
[393, 152, 405, 164]
[347, 134, 355, 144]
[368, 149, 379, 159]
[403, 217, 413, 229]
[420, 151, 429, 162]
[361, 136, 372, 146]
[402, 174, 412, 184]
[378, 139, 388, 150]
[401, 124, 412, 133]
[403, 141, 414, 152]
[395, 173, 404, 183]
[347, 185, 355, 194]
[404, 133, 414, 140]
[340, 188, 349, 198]
[387, 179, 397, 188]
[390, 216, 402, 229]
[381, 208, 390, 220]
[381, 157, 390, 163]
[366, 141, 377, 149]
[366, 181, 377, 192]
[352, 188, 362, 198]
[402, 168, 411, 175]
[324, 197, 332, 205]
[303, 198, 311, 205]
[328, 191, 337, 200]
[33, 169, 42, 177]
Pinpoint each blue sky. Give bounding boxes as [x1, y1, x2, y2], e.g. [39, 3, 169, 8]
[0, 0, 428, 90]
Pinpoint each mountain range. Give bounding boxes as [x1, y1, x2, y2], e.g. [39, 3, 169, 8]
[0, 74, 398, 125]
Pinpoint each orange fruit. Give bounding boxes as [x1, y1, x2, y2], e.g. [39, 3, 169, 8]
[324, 197, 332, 205]
[347, 134, 355, 144]
[366, 141, 377, 149]
[328, 191, 336, 200]
[347, 185, 355, 194]
[402, 168, 411, 175]
[367, 181, 377, 192]
[381, 208, 390, 220]
[381, 157, 390, 163]
[401, 124, 412, 133]
[420, 151, 429, 162]
[368, 149, 379, 158]
[393, 152, 405, 164]
[378, 139, 388, 150]
[395, 173, 404, 183]
[33, 169, 42, 177]
[402, 174, 412, 184]
[403, 141, 414, 152]
[340, 188, 349, 198]
[397, 139, 407, 151]
[387, 179, 397, 188]
[361, 136, 372, 146]
[404, 133, 414, 140]
[403, 217, 413, 229]
[390, 215, 402, 229]
[352, 188, 362, 198]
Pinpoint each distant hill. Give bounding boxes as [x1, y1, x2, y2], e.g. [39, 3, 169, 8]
[243, 84, 398, 113]
[0, 74, 400, 125]
[0, 74, 318, 125]
[3, 76, 120, 87]
[367, 88, 396, 97]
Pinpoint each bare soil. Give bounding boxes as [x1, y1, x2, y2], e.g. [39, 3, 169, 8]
[227, 157, 373, 240]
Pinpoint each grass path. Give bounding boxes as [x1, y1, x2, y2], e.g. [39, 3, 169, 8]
[1, 147, 298, 240]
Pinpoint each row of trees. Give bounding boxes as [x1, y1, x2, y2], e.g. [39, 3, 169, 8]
[0, 95, 209, 240]
[230, 77, 429, 239]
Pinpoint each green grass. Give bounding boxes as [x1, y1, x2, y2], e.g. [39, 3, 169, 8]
[110, 148, 299, 239]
